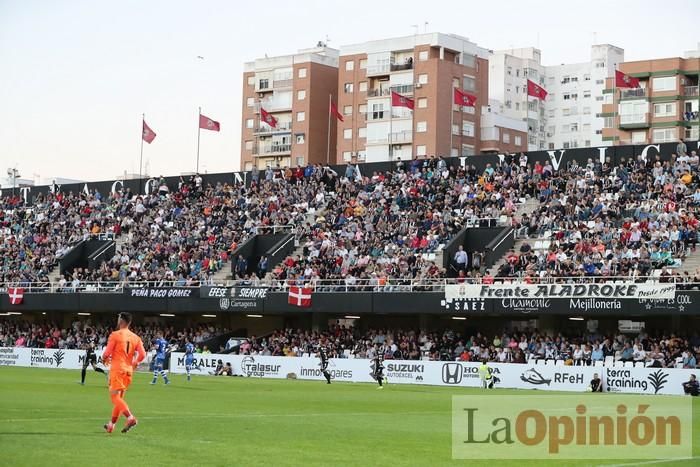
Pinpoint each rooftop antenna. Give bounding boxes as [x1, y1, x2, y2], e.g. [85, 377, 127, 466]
[592, 31, 598, 45]
[411, 24, 419, 35]
[424, 21, 429, 33]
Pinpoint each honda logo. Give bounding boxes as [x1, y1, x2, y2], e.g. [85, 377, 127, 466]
[442, 363, 462, 384]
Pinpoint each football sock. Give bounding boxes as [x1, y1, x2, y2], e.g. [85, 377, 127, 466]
[81, 368, 87, 383]
[95, 367, 105, 374]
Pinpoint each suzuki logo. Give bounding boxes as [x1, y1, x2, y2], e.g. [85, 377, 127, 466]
[442, 363, 462, 384]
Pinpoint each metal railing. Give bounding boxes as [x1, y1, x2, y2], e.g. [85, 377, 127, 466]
[366, 64, 390, 76]
[684, 86, 699, 97]
[254, 125, 292, 135]
[273, 79, 293, 89]
[620, 88, 648, 99]
[367, 88, 390, 97]
[1, 276, 696, 295]
[619, 113, 649, 125]
[254, 143, 292, 155]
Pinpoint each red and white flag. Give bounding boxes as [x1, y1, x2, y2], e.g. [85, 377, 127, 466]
[391, 91, 414, 110]
[527, 80, 548, 100]
[615, 70, 641, 88]
[142, 120, 156, 144]
[8, 287, 24, 305]
[260, 108, 278, 128]
[199, 114, 221, 132]
[453, 88, 477, 107]
[288, 286, 312, 308]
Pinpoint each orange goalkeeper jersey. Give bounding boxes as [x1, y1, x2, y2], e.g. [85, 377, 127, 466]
[102, 328, 146, 372]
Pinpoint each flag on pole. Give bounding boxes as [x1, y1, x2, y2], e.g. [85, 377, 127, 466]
[453, 88, 477, 107]
[330, 100, 344, 122]
[391, 91, 414, 110]
[615, 70, 641, 88]
[288, 286, 312, 308]
[260, 108, 278, 128]
[142, 120, 156, 144]
[526, 80, 548, 100]
[199, 114, 221, 132]
[8, 287, 24, 305]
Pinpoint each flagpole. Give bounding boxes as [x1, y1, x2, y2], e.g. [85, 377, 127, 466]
[389, 93, 393, 161]
[613, 65, 617, 146]
[196, 107, 201, 173]
[523, 77, 528, 150]
[139, 113, 145, 194]
[326, 94, 331, 165]
[450, 87, 454, 157]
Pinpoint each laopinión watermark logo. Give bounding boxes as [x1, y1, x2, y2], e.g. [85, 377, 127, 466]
[452, 395, 692, 459]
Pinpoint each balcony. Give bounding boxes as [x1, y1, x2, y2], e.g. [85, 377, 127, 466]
[620, 88, 648, 99]
[683, 111, 699, 122]
[257, 99, 292, 112]
[684, 86, 699, 97]
[366, 131, 413, 145]
[367, 88, 390, 98]
[391, 84, 414, 95]
[366, 64, 391, 76]
[390, 62, 413, 72]
[254, 143, 291, 156]
[619, 113, 650, 128]
[254, 125, 292, 135]
[273, 79, 293, 89]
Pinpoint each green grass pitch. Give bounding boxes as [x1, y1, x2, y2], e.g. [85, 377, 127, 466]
[0, 367, 697, 466]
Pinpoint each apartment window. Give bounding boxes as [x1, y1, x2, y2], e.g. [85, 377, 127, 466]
[417, 98, 428, 109]
[548, 143, 555, 149]
[562, 76, 570, 84]
[583, 90, 591, 98]
[416, 121, 427, 132]
[463, 76, 476, 92]
[247, 76, 255, 86]
[359, 104, 367, 114]
[371, 103, 384, 120]
[652, 128, 677, 143]
[548, 110, 556, 118]
[514, 135, 522, 146]
[563, 93, 571, 100]
[246, 97, 255, 107]
[245, 140, 253, 150]
[344, 83, 354, 93]
[571, 77, 578, 82]
[342, 151, 352, 161]
[595, 96, 604, 101]
[562, 108, 571, 117]
[583, 106, 591, 115]
[259, 78, 269, 89]
[345, 60, 354, 71]
[570, 123, 578, 132]
[507, 66, 512, 76]
[582, 123, 590, 133]
[563, 142, 571, 149]
[359, 59, 367, 69]
[652, 76, 676, 92]
[632, 131, 646, 144]
[418, 74, 428, 84]
[503, 132, 510, 143]
[461, 144, 475, 157]
[604, 117, 614, 128]
[244, 162, 253, 171]
[417, 145, 427, 156]
[419, 50, 429, 61]
[462, 105, 475, 115]
[343, 105, 353, 116]
[584, 74, 591, 81]
[298, 68, 307, 78]
[595, 79, 604, 85]
[359, 81, 368, 92]
[595, 62, 605, 68]
[358, 127, 366, 138]
[246, 119, 254, 129]
[297, 90, 306, 100]
[462, 121, 475, 137]
[452, 124, 460, 136]
[296, 134, 305, 144]
[451, 148, 458, 157]
[343, 128, 352, 140]
[653, 102, 676, 117]
[584, 140, 591, 147]
[297, 111, 305, 122]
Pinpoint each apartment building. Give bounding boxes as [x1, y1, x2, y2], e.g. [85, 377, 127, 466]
[480, 102, 528, 153]
[336, 33, 494, 164]
[544, 44, 624, 149]
[601, 57, 700, 145]
[489, 45, 624, 151]
[240, 46, 339, 170]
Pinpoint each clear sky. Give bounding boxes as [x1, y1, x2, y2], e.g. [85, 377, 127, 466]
[1, 0, 698, 183]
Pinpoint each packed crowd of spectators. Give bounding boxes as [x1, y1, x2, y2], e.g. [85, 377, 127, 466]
[231, 326, 699, 369]
[0, 318, 226, 351]
[3, 145, 700, 289]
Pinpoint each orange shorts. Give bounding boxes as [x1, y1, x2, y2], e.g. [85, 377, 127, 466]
[109, 369, 133, 392]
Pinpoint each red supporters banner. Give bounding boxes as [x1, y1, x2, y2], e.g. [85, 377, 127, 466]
[142, 120, 156, 144]
[8, 287, 24, 305]
[260, 108, 277, 128]
[527, 80, 548, 100]
[199, 114, 220, 132]
[391, 91, 414, 110]
[453, 88, 477, 107]
[288, 286, 312, 308]
[615, 70, 641, 88]
[330, 101, 344, 122]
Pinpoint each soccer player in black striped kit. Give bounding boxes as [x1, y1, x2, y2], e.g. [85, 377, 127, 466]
[81, 330, 107, 385]
[318, 344, 332, 384]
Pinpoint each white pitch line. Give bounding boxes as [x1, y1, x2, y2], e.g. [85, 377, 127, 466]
[0, 411, 444, 423]
[601, 457, 698, 467]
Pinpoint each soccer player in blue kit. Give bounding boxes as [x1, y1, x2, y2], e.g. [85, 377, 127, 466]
[151, 333, 170, 385]
[184, 339, 198, 381]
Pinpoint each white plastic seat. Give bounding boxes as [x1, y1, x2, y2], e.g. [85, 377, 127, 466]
[545, 359, 555, 366]
[614, 360, 625, 367]
[604, 356, 614, 366]
[624, 361, 634, 367]
[554, 359, 564, 366]
[594, 360, 604, 367]
[633, 361, 644, 368]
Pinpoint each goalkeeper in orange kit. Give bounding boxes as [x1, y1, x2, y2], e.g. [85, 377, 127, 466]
[101, 312, 146, 434]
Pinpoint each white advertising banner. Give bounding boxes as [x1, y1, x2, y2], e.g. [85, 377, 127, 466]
[0, 347, 105, 370]
[602, 366, 695, 395]
[445, 283, 676, 301]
